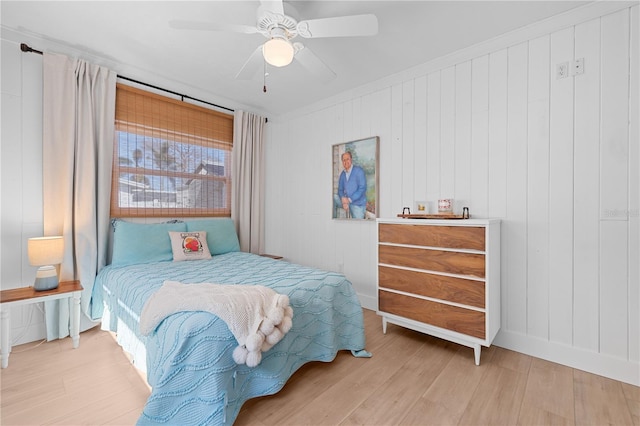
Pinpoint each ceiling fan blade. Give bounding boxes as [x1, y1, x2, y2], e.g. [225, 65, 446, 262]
[294, 44, 336, 83]
[169, 19, 258, 34]
[259, 0, 284, 16]
[235, 47, 264, 80]
[297, 14, 378, 38]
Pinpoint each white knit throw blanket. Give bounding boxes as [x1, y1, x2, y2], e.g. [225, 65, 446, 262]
[140, 280, 293, 367]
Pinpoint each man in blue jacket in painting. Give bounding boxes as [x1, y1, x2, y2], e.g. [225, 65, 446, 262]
[334, 150, 367, 219]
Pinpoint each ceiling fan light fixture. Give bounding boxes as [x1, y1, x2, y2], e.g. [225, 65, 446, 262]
[263, 37, 294, 67]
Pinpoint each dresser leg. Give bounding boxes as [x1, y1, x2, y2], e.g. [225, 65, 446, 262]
[474, 344, 481, 365]
[382, 317, 387, 334]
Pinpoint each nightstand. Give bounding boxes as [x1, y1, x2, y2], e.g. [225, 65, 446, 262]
[0, 280, 83, 368]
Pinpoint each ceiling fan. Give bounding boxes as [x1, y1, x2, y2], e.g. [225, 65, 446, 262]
[169, 0, 378, 83]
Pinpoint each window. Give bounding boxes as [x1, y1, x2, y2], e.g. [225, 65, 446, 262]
[111, 84, 233, 217]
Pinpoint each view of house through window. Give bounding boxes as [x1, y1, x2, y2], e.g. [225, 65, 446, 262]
[111, 84, 234, 217]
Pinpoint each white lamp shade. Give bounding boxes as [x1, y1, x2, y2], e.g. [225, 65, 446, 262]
[263, 38, 294, 67]
[28, 236, 64, 266]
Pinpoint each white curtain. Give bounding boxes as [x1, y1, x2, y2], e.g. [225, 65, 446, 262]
[231, 110, 267, 254]
[42, 53, 116, 340]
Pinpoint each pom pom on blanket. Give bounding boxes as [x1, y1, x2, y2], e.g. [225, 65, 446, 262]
[140, 281, 294, 367]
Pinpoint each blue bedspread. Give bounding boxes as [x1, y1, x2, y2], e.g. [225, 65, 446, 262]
[91, 252, 367, 425]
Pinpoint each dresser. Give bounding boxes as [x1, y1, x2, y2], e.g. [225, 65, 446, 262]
[377, 218, 500, 365]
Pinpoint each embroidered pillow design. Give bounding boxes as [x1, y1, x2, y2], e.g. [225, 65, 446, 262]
[169, 231, 212, 261]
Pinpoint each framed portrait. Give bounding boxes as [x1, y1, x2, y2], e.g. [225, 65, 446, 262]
[332, 136, 379, 220]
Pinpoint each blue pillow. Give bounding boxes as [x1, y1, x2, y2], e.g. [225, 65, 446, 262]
[186, 218, 240, 255]
[111, 220, 187, 266]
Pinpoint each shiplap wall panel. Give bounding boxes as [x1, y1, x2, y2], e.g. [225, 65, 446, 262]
[264, 122, 285, 258]
[629, 5, 639, 363]
[390, 84, 403, 215]
[470, 55, 489, 219]
[526, 35, 551, 339]
[600, 10, 630, 219]
[599, 9, 630, 359]
[426, 72, 442, 211]
[375, 88, 393, 219]
[361, 92, 373, 137]
[414, 76, 428, 202]
[573, 17, 601, 352]
[317, 107, 336, 271]
[600, 223, 629, 358]
[335, 102, 350, 267]
[487, 51, 508, 221]
[440, 67, 456, 198]
[344, 98, 357, 142]
[290, 114, 309, 261]
[22, 54, 44, 227]
[2, 89, 24, 286]
[548, 27, 575, 346]
[505, 42, 529, 335]
[402, 80, 415, 208]
[305, 111, 320, 263]
[454, 61, 472, 211]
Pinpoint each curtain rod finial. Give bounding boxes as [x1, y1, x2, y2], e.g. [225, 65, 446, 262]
[20, 43, 43, 55]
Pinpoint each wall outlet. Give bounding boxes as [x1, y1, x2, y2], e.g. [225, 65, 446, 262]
[556, 62, 569, 79]
[572, 58, 584, 75]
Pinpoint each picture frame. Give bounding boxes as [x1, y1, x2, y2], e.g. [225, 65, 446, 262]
[332, 136, 379, 220]
[414, 200, 430, 215]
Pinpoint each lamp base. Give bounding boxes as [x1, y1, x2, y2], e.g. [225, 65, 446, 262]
[33, 266, 59, 291]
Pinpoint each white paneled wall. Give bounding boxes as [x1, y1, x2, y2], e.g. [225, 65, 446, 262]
[1, 38, 47, 344]
[264, 4, 639, 385]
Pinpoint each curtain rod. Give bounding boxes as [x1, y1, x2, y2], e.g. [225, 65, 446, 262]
[20, 42, 235, 114]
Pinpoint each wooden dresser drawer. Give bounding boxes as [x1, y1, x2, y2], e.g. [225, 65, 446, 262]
[378, 244, 485, 278]
[378, 266, 485, 308]
[379, 223, 485, 251]
[379, 290, 485, 339]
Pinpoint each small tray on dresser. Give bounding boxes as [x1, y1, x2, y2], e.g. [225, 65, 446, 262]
[397, 213, 469, 220]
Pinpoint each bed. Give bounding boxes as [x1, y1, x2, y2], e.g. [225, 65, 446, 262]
[90, 218, 368, 425]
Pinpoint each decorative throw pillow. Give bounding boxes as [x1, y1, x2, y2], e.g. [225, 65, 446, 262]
[185, 218, 241, 255]
[169, 231, 212, 262]
[111, 220, 187, 266]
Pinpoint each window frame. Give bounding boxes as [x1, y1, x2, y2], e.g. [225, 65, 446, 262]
[110, 84, 234, 218]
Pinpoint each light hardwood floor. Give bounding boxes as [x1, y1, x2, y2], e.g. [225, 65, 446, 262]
[1, 309, 638, 425]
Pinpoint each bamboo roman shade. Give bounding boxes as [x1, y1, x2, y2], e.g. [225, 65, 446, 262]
[111, 83, 234, 217]
[114, 84, 233, 146]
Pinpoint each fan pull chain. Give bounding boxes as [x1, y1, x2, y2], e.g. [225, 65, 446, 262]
[263, 60, 267, 93]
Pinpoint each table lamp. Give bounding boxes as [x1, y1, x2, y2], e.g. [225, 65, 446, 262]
[28, 236, 64, 291]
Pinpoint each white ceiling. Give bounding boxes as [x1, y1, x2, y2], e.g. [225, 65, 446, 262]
[2, 1, 589, 116]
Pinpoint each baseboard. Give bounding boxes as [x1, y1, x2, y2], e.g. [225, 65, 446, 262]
[358, 293, 377, 312]
[493, 329, 639, 386]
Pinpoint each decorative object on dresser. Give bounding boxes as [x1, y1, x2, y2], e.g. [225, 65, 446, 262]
[437, 198, 453, 213]
[376, 218, 500, 365]
[397, 205, 471, 220]
[27, 236, 64, 291]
